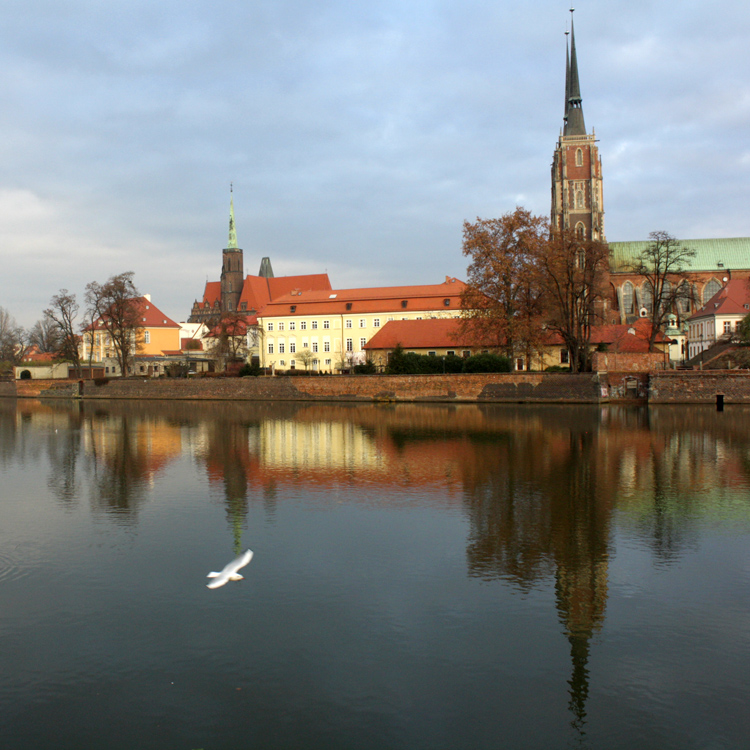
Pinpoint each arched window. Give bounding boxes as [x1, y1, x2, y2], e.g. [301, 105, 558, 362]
[659, 280, 672, 315]
[703, 278, 721, 303]
[576, 148, 583, 167]
[676, 281, 692, 314]
[575, 222, 586, 240]
[575, 190, 585, 209]
[641, 282, 653, 314]
[622, 281, 634, 314]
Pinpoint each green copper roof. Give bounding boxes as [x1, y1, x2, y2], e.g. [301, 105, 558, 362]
[609, 237, 750, 273]
[227, 191, 238, 249]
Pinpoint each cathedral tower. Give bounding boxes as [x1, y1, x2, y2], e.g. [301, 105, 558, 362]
[551, 11, 605, 241]
[220, 188, 244, 313]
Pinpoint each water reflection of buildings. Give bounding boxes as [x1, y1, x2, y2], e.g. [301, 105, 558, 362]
[7, 399, 750, 736]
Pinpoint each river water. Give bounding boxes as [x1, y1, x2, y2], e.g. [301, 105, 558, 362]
[0, 399, 748, 750]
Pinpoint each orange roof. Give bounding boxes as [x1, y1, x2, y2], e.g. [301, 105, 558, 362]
[545, 319, 669, 352]
[86, 296, 179, 331]
[689, 278, 750, 320]
[365, 318, 487, 350]
[260, 278, 466, 317]
[200, 274, 332, 314]
[135, 297, 180, 328]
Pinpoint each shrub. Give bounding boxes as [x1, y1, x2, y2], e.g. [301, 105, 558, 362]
[462, 353, 512, 373]
[352, 361, 377, 374]
[238, 362, 261, 377]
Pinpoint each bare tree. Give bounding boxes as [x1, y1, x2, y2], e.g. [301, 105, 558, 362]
[28, 317, 62, 354]
[460, 208, 548, 365]
[0, 307, 27, 373]
[44, 290, 82, 377]
[297, 348, 315, 371]
[630, 231, 697, 351]
[205, 314, 249, 371]
[84, 272, 142, 376]
[534, 229, 610, 373]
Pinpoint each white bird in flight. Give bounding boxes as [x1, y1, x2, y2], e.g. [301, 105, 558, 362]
[206, 549, 254, 589]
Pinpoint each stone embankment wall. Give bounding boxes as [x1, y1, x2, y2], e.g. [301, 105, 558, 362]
[649, 371, 750, 403]
[6, 371, 749, 404]
[8, 373, 605, 403]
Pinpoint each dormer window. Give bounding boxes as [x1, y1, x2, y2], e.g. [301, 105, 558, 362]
[290, 305, 296, 313]
[401, 300, 408, 308]
[444, 299, 450, 306]
[346, 302, 352, 310]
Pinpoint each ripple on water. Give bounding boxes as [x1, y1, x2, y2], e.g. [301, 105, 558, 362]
[0, 543, 40, 583]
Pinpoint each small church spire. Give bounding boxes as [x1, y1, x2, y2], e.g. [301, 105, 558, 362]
[227, 183, 238, 249]
[564, 8, 586, 136]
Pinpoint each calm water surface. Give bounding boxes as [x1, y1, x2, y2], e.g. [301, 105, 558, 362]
[1, 399, 749, 750]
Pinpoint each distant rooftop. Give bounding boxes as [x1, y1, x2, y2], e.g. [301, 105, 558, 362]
[609, 237, 750, 273]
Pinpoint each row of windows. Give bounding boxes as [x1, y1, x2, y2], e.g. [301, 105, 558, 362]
[268, 338, 370, 355]
[267, 318, 384, 332]
[620, 279, 722, 315]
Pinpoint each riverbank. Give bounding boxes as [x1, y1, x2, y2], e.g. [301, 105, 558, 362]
[2, 370, 748, 404]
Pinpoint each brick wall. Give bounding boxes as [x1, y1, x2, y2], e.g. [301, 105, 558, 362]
[13, 371, 748, 404]
[6, 373, 606, 404]
[591, 351, 667, 372]
[649, 371, 750, 403]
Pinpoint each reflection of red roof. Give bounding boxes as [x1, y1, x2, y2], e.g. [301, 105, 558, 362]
[689, 278, 750, 319]
[261, 278, 466, 317]
[365, 318, 485, 350]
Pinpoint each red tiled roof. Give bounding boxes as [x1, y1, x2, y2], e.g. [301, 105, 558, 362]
[135, 297, 180, 328]
[545, 319, 669, 352]
[689, 278, 750, 320]
[261, 278, 466, 317]
[364, 317, 489, 350]
[85, 296, 179, 331]
[200, 274, 332, 314]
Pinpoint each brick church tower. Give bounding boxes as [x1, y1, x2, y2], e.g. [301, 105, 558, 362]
[220, 188, 244, 313]
[551, 11, 605, 242]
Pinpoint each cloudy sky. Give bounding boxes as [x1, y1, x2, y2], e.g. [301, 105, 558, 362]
[2, 0, 749, 327]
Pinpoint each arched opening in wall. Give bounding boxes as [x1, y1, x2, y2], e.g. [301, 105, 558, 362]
[575, 222, 586, 240]
[703, 278, 721, 303]
[19, 370, 31, 380]
[641, 282, 653, 315]
[676, 281, 692, 314]
[576, 148, 583, 167]
[659, 280, 672, 315]
[622, 281, 634, 314]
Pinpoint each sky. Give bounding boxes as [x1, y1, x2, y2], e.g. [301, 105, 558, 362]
[2, 0, 750, 328]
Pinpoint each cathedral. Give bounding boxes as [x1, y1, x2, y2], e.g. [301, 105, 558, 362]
[554, 11, 750, 335]
[187, 192, 332, 325]
[550, 13, 604, 243]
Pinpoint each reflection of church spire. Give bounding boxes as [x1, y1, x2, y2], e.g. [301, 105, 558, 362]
[555, 554, 609, 735]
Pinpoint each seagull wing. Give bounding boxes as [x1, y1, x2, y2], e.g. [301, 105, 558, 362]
[206, 549, 253, 589]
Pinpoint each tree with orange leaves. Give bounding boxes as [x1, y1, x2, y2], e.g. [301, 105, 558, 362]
[460, 208, 548, 368]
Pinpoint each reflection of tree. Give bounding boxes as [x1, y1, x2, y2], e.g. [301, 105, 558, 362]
[460, 411, 613, 738]
[89, 416, 151, 520]
[46, 410, 84, 504]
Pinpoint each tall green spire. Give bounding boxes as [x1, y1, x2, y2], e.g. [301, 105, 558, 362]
[564, 9, 586, 136]
[227, 184, 238, 249]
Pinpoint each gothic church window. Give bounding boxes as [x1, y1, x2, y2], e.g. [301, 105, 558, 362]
[576, 148, 583, 167]
[703, 278, 721, 303]
[622, 282, 634, 314]
[575, 222, 586, 240]
[575, 190, 585, 209]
